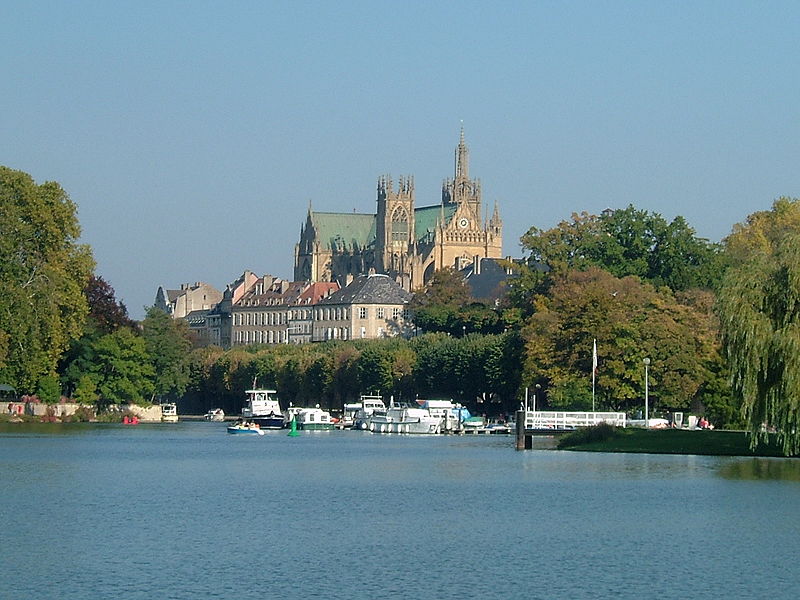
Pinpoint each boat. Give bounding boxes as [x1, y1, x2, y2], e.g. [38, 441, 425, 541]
[161, 403, 178, 422]
[295, 405, 335, 431]
[462, 415, 485, 431]
[368, 404, 441, 434]
[204, 408, 225, 421]
[227, 422, 265, 435]
[339, 402, 363, 429]
[417, 399, 471, 433]
[241, 389, 285, 429]
[353, 395, 386, 430]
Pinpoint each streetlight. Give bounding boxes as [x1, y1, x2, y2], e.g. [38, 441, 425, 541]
[533, 383, 541, 413]
[643, 358, 650, 428]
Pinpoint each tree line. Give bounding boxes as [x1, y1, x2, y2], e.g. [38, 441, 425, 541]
[3, 165, 800, 453]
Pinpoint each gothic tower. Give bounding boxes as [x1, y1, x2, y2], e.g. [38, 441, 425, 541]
[375, 174, 415, 286]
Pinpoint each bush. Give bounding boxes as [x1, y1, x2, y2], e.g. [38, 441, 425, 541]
[558, 422, 621, 448]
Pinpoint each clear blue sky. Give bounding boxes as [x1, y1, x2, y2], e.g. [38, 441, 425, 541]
[3, 1, 799, 319]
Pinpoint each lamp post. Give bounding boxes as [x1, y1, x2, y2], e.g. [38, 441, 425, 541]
[533, 383, 541, 413]
[643, 358, 650, 428]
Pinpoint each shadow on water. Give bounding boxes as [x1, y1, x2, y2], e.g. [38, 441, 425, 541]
[720, 457, 800, 482]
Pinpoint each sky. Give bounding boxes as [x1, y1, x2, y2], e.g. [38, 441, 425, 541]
[3, 1, 799, 319]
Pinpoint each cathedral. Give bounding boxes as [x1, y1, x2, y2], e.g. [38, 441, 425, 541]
[293, 129, 503, 290]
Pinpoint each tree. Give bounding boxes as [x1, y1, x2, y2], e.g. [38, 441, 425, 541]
[718, 198, 800, 455]
[519, 206, 724, 293]
[87, 328, 155, 406]
[142, 307, 192, 401]
[85, 275, 136, 333]
[0, 167, 94, 392]
[523, 268, 720, 412]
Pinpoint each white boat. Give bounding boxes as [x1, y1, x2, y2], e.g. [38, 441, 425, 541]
[417, 399, 471, 433]
[241, 389, 285, 429]
[340, 402, 362, 428]
[368, 404, 441, 434]
[204, 408, 225, 422]
[161, 403, 178, 422]
[295, 406, 334, 431]
[353, 396, 387, 430]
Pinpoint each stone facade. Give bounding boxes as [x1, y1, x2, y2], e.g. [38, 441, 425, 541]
[231, 276, 340, 346]
[312, 274, 412, 342]
[155, 281, 222, 319]
[294, 128, 502, 291]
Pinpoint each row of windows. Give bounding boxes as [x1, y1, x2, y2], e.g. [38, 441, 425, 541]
[313, 306, 409, 321]
[314, 326, 386, 341]
[232, 308, 315, 327]
[236, 329, 289, 344]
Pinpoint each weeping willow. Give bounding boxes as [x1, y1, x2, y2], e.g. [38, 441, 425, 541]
[718, 233, 800, 456]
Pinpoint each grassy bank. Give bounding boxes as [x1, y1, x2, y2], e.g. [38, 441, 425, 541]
[557, 425, 792, 457]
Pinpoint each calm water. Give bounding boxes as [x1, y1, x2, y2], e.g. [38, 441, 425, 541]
[1, 423, 799, 600]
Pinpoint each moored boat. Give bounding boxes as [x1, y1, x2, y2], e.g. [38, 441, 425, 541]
[368, 404, 441, 434]
[204, 408, 225, 422]
[161, 403, 179, 422]
[296, 406, 335, 431]
[241, 389, 285, 429]
[353, 395, 386, 430]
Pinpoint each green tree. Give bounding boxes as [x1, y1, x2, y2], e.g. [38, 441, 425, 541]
[36, 374, 61, 404]
[0, 167, 94, 392]
[519, 206, 723, 293]
[73, 374, 99, 405]
[718, 198, 800, 455]
[89, 328, 155, 405]
[523, 267, 720, 412]
[142, 307, 192, 401]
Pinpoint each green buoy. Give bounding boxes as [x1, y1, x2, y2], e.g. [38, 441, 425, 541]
[288, 415, 299, 437]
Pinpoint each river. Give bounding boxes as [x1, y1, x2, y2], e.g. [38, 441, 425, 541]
[1, 422, 798, 599]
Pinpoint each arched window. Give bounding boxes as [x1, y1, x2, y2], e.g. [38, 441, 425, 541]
[391, 207, 409, 242]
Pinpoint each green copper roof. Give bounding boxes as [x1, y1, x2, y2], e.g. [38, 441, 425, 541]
[310, 203, 456, 250]
[414, 204, 456, 243]
[311, 212, 376, 252]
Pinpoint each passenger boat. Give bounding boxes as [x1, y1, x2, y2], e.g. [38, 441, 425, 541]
[353, 395, 386, 430]
[227, 422, 265, 435]
[295, 406, 335, 431]
[368, 404, 441, 434]
[161, 403, 179, 422]
[241, 389, 285, 429]
[204, 408, 225, 422]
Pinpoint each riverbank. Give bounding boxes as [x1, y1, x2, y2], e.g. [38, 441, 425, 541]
[557, 426, 794, 457]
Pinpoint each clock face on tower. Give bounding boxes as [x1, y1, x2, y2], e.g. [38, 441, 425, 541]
[458, 217, 469, 229]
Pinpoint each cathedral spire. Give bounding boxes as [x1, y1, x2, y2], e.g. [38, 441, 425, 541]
[455, 122, 468, 179]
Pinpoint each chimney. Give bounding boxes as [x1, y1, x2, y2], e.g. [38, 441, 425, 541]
[473, 255, 481, 275]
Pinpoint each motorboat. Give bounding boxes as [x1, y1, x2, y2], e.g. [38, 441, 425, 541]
[241, 389, 285, 429]
[204, 408, 225, 422]
[161, 403, 178, 422]
[227, 422, 265, 435]
[417, 399, 471, 433]
[340, 402, 362, 429]
[295, 406, 335, 431]
[353, 395, 386, 430]
[368, 404, 441, 434]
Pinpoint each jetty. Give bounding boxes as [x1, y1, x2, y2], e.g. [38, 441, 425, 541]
[515, 409, 627, 449]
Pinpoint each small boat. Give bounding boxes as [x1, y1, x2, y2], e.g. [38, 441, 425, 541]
[204, 408, 225, 422]
[295, 406, 334, 431]
[161, 403, 178, 422]
[227, 422, 265, 435]
[241, 389, 285, 429]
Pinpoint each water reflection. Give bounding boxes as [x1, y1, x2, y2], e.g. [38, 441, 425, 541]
[720, 458, 800, 482]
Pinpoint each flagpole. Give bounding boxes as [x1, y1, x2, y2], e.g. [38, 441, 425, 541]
[592, 339, 597, 412]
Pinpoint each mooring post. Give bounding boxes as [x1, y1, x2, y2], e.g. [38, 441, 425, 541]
[515, 408, 526, 450]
